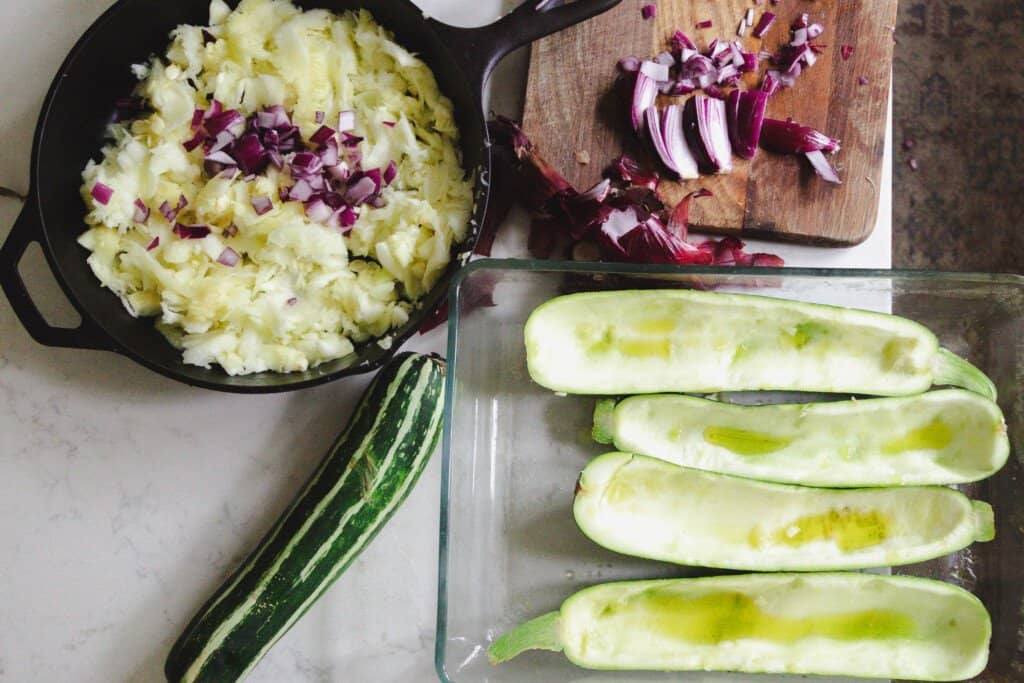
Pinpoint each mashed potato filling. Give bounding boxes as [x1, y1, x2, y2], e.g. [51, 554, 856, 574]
[79, 0, 472, 375]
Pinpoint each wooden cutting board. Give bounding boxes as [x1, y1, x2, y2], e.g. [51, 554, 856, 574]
[521, 0, 897, 245]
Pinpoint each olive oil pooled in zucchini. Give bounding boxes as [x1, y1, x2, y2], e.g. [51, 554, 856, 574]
[574, 452, 994, 571]
[525, 289, 996, 398]
[489, 573, 991, 681]
[593, 389, 1009, 487]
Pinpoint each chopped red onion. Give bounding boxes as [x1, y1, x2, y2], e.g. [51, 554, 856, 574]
[672, 30, 697, 51]
[343, 176, 377, 205]
[641, 3, 656, 19]
[337, 110, 356, 132]
[304, 199, 333, 223]
[792, 12, 809, 29]
[91, 182, 113, 205]
[653, 51, 675, 67]
[841, 44, 854, 60]
[310, 125, 336, 146]
[640, 60, 670, 82]
[132, 198, 150, 223]
[908, 158, 919, 171]
[696, 19, 713, 29]
[618, 56, 641, 72]
[222, 223, 238, 237]
[216, 247, 240, 266]
[752, 12, 776, 38]
[805, 149, 841, 183]
[289, 179, 315, 202]
[314, 111, 325, 123]
[704, 84, 728, 100]
[383, 160, 397, 185]
[382, 120, 396, 127]
[807, 23, 824, 38]
[761, 71, 781, 96]
[172, 223, 211, 239]
[858, 76, 869, 85]
[250, 196, 273, 215]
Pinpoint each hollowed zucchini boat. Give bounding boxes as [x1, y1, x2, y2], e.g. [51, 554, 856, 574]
[574, 452, 994, 571]
[593, 389, 1009, 487]
[489, 572, 991, 681]
[525, 289, 996, 398]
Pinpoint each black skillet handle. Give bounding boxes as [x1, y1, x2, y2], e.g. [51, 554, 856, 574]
[428, 0, 622, 98]
[0, 201, 112, 350]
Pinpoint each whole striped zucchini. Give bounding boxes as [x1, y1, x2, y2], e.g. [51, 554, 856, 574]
[165, 352, 445, 682]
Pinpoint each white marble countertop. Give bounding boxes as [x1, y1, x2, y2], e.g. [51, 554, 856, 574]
[0, 1, 891, 681]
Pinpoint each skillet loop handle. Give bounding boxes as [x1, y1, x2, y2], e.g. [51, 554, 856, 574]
[0, 202, 112, 350]
[428, 0, 622, 97]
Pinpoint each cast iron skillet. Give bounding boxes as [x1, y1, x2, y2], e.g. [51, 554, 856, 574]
[0, 0, 618, 392]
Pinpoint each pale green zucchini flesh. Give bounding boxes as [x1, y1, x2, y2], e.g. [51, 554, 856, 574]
[489, 573, 991, 681]
[574, 452, 994, 571]
[164, 352, 445, 683]
[525, 289, 996, 398]
[596, 389, 1009, 487]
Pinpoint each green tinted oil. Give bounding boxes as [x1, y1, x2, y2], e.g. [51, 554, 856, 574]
[605, 589, 916, 645]
[634, 318, 677, 335]
[882, 419, 953, 454]
[782, 321, 830, 350]
[703, 426, 793, 455]
[749, 508, 891, 552]
[580, 326, 671, 358]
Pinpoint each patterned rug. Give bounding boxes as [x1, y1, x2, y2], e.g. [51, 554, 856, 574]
[892, 0, 1023, 272]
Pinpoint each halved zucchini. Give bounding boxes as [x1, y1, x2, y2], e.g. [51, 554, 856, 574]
[594, 389, 1009, 487]
[489, 572, 991, 681]
[524, 289, 995, 398]
[574, 452, 994, 571]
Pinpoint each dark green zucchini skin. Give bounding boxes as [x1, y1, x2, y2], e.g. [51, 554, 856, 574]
[165, 352, 445, 682]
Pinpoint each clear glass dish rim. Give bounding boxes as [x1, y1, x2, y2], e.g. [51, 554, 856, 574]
[433, 257, 1024, 682]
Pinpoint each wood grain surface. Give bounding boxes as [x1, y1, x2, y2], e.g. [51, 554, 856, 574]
[521, 0, 897, 245]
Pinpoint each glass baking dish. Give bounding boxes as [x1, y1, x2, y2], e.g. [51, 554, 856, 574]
[435, 259, 1024, 683]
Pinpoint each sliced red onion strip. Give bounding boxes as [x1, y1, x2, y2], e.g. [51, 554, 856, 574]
[662, 104, 698, 179]
[645, 106, 678, 175]
[91, 182, 113, 205]
[382, 121, 396, 127]
[805, 149, 841, 183]
[383, 160, 397, 185]
[146, 236, 159, 251]
[631, 71, 658, 132]
[684, 95, 733, 174]
[760, 118, 840, 154]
